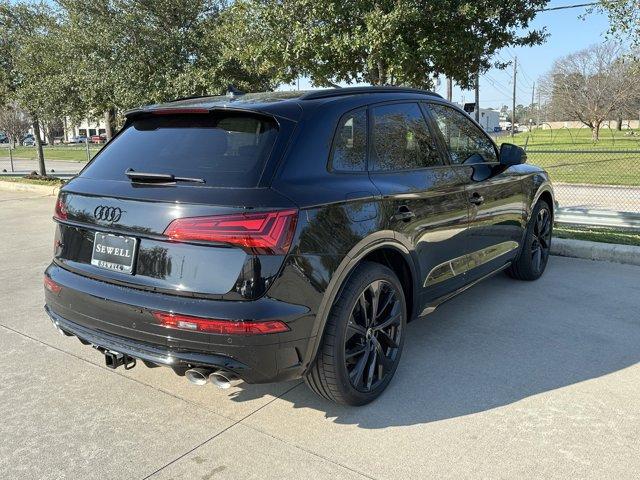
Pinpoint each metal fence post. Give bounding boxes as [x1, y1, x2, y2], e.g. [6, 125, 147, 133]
[85, 139, 90, 162]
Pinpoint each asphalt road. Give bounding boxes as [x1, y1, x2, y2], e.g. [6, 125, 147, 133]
[1, 189, 639, 479]
[0, 157, 84, 175]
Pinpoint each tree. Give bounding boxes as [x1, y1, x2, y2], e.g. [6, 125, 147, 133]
[540, 43, 639, 141]
[57, 0, 277, 137]
[593, 1, 640, 47]
[0, 102, 30, 147]
[220, 0, 549, 89]
[0, 1, 74, 174]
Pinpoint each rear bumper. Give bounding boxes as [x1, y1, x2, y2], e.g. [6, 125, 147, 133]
[44, 263, 318, 383]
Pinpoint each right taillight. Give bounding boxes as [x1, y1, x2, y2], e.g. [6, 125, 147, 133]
[54, 196, 67, 221]
[163, 209, 298, 255]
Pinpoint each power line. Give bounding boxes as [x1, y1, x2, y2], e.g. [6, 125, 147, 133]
[537, 2, 598, 12]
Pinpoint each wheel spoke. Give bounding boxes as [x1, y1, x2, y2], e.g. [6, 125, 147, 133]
[368, 281, 382, 326]
[345, 345, 366, 360]
[375, 310, 401, 331]
[358, 293, 369, 327]
[372, 337, 393, 371]
[349, 343, 370, 386]
[374, 289, 394, 323]
[377, 329, 399, 349]
[346, 321, 367, 337]
[365, 346, 378, 390]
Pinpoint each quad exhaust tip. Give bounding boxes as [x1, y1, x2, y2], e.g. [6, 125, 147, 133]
[185, 368, 211, 386]
[209, 370, 241, 389]
[185, 368, 241, 389]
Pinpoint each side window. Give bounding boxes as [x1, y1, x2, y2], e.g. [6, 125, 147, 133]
[427, 104, 498, 164]
[371, 103, 442, 171]
[330, 109, 367, 171]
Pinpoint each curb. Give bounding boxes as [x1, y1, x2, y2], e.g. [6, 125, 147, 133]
[551, 238, 640, 266]
[0, 180, 60, 196]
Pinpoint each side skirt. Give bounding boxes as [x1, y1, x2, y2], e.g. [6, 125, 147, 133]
[417, 263, 511, 318]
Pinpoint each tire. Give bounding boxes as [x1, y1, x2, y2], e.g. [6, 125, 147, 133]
[507, 199, 553, 281]
[305, 261, 407, 406]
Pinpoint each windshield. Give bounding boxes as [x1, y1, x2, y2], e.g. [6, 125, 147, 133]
[80, 113, 279, 188]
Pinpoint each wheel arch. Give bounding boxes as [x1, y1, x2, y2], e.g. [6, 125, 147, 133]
[302, 235, 419, 371]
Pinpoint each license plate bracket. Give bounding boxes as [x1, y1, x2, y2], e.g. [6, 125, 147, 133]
[91, 232, 138, 274]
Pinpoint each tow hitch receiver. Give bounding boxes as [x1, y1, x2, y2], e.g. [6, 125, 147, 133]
[104, 350, 137, 370]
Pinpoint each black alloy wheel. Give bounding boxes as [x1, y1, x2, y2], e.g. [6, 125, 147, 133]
[345, 279, 402, 392]
[530, 206, 552, 275]
[305, 262, 406, 405]
[507, 199, 553, 281]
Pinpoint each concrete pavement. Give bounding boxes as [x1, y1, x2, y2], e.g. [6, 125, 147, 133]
[1, 190, 639, 479]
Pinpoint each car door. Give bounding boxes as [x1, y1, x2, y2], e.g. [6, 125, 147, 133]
[367, 101, 470, 312]
[425, 101, 527, 282]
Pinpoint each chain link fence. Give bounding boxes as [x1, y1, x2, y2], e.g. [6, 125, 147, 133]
[525, 149, 640, 214]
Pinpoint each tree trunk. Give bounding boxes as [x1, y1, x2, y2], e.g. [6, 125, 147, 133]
[32, 116, 46, 176]
[591, 122, 600, 142]
[616, 116, 622, 131]
[104, 109, 114, 140]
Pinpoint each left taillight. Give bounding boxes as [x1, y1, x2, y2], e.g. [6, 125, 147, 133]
[44, 276, 61, 294]
[54, 196, 67, 221]
[163, 209, 298, 255]
[152, 311, 290, 335]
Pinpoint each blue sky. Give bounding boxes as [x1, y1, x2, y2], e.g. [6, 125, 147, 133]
[284, 1, 613, 110]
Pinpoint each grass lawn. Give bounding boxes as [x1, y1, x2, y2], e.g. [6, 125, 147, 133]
[0, 176, 64, 186]
[0, 145, 102, 162]
[494, 128, 640, 186]
[555, 225, 640, 246]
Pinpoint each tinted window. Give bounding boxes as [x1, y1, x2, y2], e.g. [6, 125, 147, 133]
[331, 109, 367, 171]
[80, 113, 278, 187]
[371, 103, 442, 171]
[427, 104, 498, 164]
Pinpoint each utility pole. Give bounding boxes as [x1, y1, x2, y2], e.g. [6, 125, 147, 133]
[474, 70, 480, 123]
[537, 89, 541, 127]
[530, 82, 535, 131]
[446, 77, 452, 102]
[511, 57, 517, 137]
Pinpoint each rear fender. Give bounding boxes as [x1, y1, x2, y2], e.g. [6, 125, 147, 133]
[301, 232, 419, 371]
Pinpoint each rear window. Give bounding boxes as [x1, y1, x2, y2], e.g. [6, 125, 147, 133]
[80, 113, 279, 187]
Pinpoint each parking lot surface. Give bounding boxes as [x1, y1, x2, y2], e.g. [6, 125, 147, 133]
[0, 189, 639, 479]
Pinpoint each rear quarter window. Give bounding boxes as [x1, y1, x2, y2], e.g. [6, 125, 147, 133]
[80, 113, 279, 188]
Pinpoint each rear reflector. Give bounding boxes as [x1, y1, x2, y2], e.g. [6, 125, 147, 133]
[44, 276, 61, 294]
[54, 197, 67, 220]
[164, 209, 298, 255]
[153, 312, 290, 335]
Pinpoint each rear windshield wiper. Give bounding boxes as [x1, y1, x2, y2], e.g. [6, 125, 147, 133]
[125, 169, 205, 184]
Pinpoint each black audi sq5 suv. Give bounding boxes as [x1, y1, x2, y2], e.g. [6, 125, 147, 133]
[44, 87, 554, 405]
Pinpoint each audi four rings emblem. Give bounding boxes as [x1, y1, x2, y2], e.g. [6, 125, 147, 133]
[94, 206, 123, 222]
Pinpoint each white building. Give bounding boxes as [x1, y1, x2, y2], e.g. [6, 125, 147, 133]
[472, 108, 501, 132]
[63, 117, 108, 142]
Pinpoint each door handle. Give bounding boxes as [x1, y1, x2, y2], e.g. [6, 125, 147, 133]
[469, 193, 484, 206]
[391, 206, 415, 222]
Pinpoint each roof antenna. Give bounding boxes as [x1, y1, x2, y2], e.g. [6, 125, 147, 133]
[226, 85, 245, 98]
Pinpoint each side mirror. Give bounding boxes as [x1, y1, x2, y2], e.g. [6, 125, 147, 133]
[499, 143, 527, 166]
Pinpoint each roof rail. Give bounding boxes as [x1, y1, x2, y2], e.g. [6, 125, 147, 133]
[300, 86, 442, 101]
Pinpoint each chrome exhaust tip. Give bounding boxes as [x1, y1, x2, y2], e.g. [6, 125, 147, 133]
[209, 370, 241, 389]
[185, 368, 212, 386]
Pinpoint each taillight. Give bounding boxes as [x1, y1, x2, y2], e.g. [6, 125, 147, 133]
[54, 197, 67, 220]
[152, 312, 290, 335]
[164, 209, 298, 255]
[44, 276, 61, 294]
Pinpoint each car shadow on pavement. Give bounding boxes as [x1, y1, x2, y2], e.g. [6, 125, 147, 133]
[229, 267, 640, 428]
